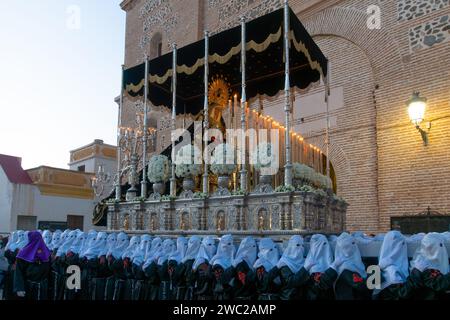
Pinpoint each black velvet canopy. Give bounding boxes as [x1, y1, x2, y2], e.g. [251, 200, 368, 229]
[93, 7, 328, 226]
[123, 7, 327, 116]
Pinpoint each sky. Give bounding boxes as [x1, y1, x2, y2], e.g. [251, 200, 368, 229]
[0, 0, 125, 169]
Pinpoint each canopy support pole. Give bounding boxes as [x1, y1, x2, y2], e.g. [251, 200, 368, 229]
[325, 60, 331, 178]
[141, 56, 149, 198]
[115, 64, 125, 201]
[203, 31, 210, 194]
[170, 44, 178, 197]
[240, 16, 248, 192]
[283, 0, 293, 186]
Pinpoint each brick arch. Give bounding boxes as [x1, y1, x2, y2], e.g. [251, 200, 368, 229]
[302, 7, 405, 84]
[307, 134, 351, 196]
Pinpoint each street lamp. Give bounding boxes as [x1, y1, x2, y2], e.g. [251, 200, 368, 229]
[407, 91, 430, 146]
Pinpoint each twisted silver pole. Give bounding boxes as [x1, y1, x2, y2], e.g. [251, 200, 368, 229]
[283, 0, 293, 186]
[170, 44, 177, 197]
[240, 16, 248, 192]
[141, 56, 149, 198]
[203, 31, 210, 194]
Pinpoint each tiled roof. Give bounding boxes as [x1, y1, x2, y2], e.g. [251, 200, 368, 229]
[0, 154, 33, 184]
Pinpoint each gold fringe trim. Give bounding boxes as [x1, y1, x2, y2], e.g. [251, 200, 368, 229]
[125, 27, 283, 90]
[290, 30, 324, 78]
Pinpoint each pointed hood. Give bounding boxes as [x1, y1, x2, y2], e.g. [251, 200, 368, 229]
[181, 236, 202, 263]
[304, 234, 333, 274]
[193, 236, 217, 271]
[233, 236, 258, 269]
[210, 234, 235, 269]
[411, 233, 449, 274]
[122, 235, 141, 259]
[132, 234, 152, 266]
[56, 230, 79, 257]
[378, 230, 409, 291]
[108, 232, 129, 259]
[277, 235, 305, 273]
[169, 237, 188, 264]
[83, 232, 108, 260]
[254, 238, 279, 272]
[333, 232, 367, 277]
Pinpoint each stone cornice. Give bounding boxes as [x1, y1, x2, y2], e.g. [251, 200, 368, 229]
[120, 0, 136, 12]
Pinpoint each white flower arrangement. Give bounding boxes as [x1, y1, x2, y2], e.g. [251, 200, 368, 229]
[314, 173, 333, 190]
[147, 155, 171, 183]
[174, 144, 203, 178]
[210, 143, 237, 176]
[251, 142, 277, 174]
[292, 163, 316, 181]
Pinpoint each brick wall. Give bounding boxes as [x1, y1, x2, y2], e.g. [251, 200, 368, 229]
[119, 0, 450, 232]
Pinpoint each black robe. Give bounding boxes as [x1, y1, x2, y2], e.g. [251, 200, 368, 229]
[391, 268, 450, 300]
[122, 257, 135, 300]
[143, 261, 160, 300]
[179, 259, 196, 300]
[375, 268, 423, 300]
[91, 255, 111, 300]
[305, 270, 335, 300]
[13, 258, 50, 300]
[63, 251, 84, 300]
[3, 249, 18, 300]
[280, 266, 310, 300]
[228, 261, 256, 300]
[105, 255, 126, 300]
[255, 266, 281, 300]
[212, 264, 233, 300]
[194, 262, 214, 300]
[130, 262, 147, 300]
[49, 252, 67, 301]
[316, 268, 370, 300]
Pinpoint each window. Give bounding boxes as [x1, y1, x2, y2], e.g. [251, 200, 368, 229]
[67, 215, 84, 230]
[17, 215, 37, 230]
[77, 165, 85, 172]
[150, 32, 163, 59]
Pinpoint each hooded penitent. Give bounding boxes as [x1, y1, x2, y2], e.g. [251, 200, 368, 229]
[80, 230, 98, 258]
[100, 233, 117, 257]
[11, 230, 29, 252]
[132, 234, 152, 266]
[181, 236, 202, 263]
[210, 234, 235, 270]
[122, 235, 141, 259]
[192, 236, 217, 271]
[254, 238, 279, 272]
[108, 232, 129, 259]
[168, 237, 188, 264]
[49, 230, 63, 251]
[232, 236, 258, 269]
[142, 237, 163, 270]
[61, 229, 70, 242]
[42, 230, 52, 248]
[157, 239, 177, 266]
[304, 234, 333, 274]
[56, 230, 79, 257]
[410, 233, 449, 275]
[277, 235, 305, 273]
[5, 231, 18, 252]
[16, 231, 51, 263]
[407, 233, 426, 243]
[377, 230, 409, 291]
[83, 232, 108, 260]
[69, 231, 87, 255]
[332, 232, 367, 277]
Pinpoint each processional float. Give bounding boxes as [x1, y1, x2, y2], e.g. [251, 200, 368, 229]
[93, 2, 347, 239]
